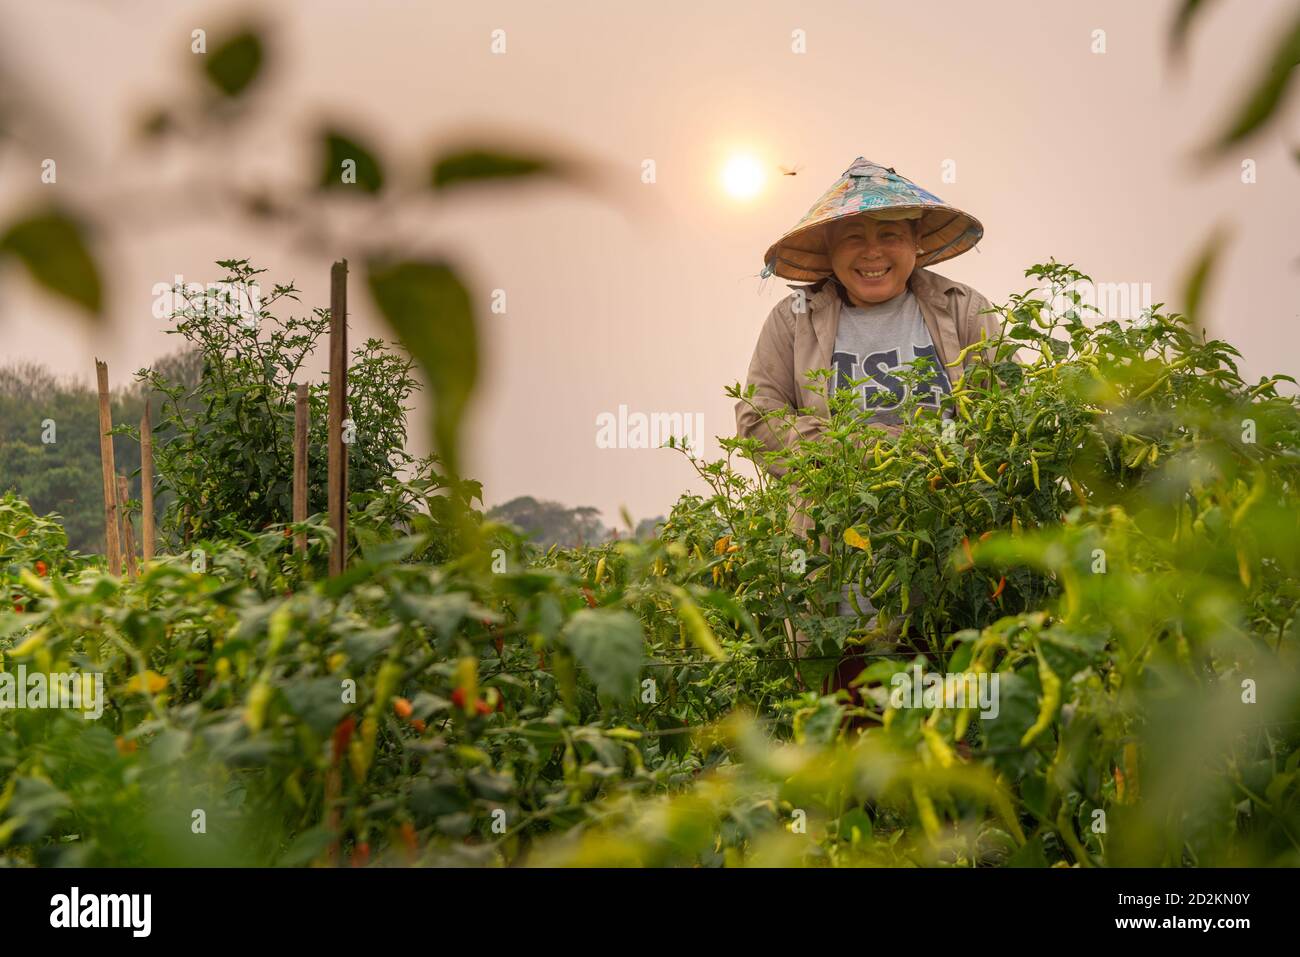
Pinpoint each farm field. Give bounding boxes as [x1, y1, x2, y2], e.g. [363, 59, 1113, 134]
[2, 259, 1297, 869]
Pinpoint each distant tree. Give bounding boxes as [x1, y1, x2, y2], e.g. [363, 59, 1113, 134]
[486, 495, 613, 549]
[634, 515, 666, 540]
[0, 353, 200, 554]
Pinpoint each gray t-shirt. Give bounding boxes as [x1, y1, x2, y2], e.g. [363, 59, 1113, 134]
[829, 288, 952, 618]
[829, 289, 953, 426]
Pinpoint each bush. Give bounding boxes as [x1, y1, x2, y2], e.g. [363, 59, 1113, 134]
[137, 259, 420, 546]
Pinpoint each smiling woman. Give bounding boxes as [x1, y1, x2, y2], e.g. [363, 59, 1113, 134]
[824, 212, 922, 305]
[735, 155, 1001, 697]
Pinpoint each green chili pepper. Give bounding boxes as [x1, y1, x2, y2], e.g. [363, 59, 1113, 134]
[869, 570, 896, 603]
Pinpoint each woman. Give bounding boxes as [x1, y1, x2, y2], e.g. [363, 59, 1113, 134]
[735, 156, 1001, 702]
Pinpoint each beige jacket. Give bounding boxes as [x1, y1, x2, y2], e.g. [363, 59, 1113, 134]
[735, 266, 1002, 540]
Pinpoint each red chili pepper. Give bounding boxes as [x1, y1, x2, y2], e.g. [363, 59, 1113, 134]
[393, 696, 413, 719]
[580, 586, 597, 608]
[451, 687, 467, 709]
[410, 718, 426, 733]
[350, 841, 370, 867]
[990, 576, 1007, 600]
[494, 636, 504, 656]
[331, 715, 356, 763]
[35, 560, 47, 576]
[399, 821, 418, 852]
[475, 699, 492, 716]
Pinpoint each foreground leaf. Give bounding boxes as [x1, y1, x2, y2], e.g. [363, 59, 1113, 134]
[0, 210, 102, 315]
[367, 260, 477, 480]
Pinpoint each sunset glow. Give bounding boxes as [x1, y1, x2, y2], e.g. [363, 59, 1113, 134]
[721, 154, 764, 200]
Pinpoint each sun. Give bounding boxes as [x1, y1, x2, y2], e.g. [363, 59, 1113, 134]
[721, 154, 764, 200]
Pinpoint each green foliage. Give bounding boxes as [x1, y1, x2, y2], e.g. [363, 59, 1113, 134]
[0, 364, 157, 554]
[139, 259, 419, 547]
[1, 261, 1297, 868]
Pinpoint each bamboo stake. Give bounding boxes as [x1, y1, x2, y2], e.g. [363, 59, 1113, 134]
[293, 382, 309, 553]
[95, 360, 122, 576]
[140, 404, 155, 562]
[117, 473, 138, 579]
[327, 260, 349, 576]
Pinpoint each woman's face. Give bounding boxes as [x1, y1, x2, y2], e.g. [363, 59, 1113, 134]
[826, 216, 918, 306]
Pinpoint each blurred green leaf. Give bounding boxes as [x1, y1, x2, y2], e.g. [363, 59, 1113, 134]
[138, 108, 173, 140]
[0, 210, 102, 315]
[282, 678, 351, 737]
[1182, 226, 1229, 329]
[203, 28, 264, 98]
[275, 826, 334, 866]
[1169, 0, 1219, 60]
[431, 149, 553, 189]
[562, 607, 644, 703]
[2, 777, 71, 845]
[318, 129, 384, 193]
[367, 260, 477, 480]
[1201, 8, 1300, 156]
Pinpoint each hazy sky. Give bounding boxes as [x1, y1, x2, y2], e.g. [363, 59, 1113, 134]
[2, 0, 1297, 529]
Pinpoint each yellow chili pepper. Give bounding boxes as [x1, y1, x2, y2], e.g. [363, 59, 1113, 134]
[1020, 647, 1061, 747]
[944, 330, 990, 369]
[972, 453, 996, 485]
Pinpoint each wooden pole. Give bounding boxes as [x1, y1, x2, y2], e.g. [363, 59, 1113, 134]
[140, 404, 155, 562]
[95, 360, 122, 576]
[327, 260, 348, 576]
[293, 382, 309, 553]
[117, 473, 138, 579]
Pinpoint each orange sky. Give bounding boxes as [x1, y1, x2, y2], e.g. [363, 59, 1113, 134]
[2, 0, 1297, 529]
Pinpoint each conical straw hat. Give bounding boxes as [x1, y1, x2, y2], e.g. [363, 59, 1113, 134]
[761, 157, 983, 282]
